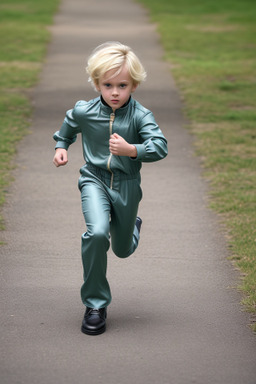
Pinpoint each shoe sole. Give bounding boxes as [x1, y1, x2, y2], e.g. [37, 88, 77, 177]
[81, 324, 106, 336]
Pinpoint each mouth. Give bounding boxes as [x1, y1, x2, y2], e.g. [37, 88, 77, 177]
[111, 100, 119, 103]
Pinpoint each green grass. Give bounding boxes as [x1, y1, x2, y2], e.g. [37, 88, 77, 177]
[0, 0, 60, 231]
[137, 0, 256, 330]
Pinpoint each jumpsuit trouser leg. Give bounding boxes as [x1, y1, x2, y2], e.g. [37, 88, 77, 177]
[79, 167, 142, 309]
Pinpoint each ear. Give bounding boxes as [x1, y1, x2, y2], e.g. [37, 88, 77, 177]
[94, 81, 100, 92]
[131, 83, 138, 93]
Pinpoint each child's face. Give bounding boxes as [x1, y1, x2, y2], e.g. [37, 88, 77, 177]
[96, 66, 137, 111]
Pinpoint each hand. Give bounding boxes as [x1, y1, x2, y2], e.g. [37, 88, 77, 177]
[109, 133, 137, 157]
[53, 148, 68, 167]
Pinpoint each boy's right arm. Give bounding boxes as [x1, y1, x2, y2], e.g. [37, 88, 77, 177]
[53, 103, 83, 167]
[53, 148, 68, 167]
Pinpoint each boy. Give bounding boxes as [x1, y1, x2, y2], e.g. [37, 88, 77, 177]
[53, 42, 168, 335]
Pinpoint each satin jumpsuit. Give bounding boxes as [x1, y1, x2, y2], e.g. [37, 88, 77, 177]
[54, 96, 168, 309]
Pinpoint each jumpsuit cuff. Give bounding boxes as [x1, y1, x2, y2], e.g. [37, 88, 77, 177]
[131, 144, 147, 161]
[55, 142, 70, 151]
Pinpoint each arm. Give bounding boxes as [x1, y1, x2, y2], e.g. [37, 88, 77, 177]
[133, 111, 168, 162]
[109, 110, 168, 161]
[53, 102, 83, 153]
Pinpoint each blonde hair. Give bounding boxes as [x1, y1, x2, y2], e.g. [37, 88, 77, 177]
[86, 42, 147, 89]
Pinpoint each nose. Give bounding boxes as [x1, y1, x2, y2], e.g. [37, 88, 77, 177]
[112, 87, 119, 96]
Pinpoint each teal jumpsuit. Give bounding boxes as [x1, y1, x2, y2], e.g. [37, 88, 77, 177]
[54, 96, 168, 309]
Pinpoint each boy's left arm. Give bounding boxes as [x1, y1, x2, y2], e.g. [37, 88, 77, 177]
[133, 111, 168, 162]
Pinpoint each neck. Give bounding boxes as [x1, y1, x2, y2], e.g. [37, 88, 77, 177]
[101, 96, 131, 110]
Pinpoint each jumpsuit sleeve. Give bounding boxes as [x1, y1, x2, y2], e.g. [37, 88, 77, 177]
[53, 102, 82, 150]
[133, 111, 168, 162]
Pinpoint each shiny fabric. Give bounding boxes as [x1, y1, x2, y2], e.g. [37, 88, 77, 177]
[79, 165, 142, 309]
[53, 96, 168, 174]
[53, 96, 168, 309]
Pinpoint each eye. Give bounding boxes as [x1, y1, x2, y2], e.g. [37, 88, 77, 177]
[120, 83, 127, 88]
[104, 83, 111, 88]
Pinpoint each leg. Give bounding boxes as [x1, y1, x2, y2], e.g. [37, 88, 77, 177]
[80, 179, 112, 309]
[110, 178, 142, 258]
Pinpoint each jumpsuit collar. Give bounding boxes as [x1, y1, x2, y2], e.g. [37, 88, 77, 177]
[100, 96, 131, 116]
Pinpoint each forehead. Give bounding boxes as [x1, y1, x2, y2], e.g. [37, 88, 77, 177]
[101, 66, 132, 82]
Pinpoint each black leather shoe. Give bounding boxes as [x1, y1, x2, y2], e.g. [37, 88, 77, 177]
[81, 307, 107, 335]
[135, 217, 142, 233]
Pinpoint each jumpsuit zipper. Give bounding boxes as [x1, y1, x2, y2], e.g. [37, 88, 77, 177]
[107, 112, 115, 189]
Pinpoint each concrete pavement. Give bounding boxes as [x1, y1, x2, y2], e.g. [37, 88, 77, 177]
[1, 0, 255, 383]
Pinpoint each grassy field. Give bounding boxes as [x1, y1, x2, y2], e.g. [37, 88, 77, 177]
[137, 0, 256, 329]
[0, 0, 60, 231]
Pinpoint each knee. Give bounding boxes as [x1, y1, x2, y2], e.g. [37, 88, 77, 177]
[87, 224, 109, 243]
[112, 244, 132, 259]
[112, 232, 138, 259]
[82, 225, 110, 255]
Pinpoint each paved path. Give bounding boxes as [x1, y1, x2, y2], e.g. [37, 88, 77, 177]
[1, 0, 255, 383]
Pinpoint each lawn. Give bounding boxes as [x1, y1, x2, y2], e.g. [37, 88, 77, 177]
[136, 0, 256, 329]
[0, 0, 60, 230]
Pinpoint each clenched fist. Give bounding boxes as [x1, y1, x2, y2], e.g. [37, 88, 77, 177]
[109, 133, 137, 157]
[53, 148, 68, 167]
